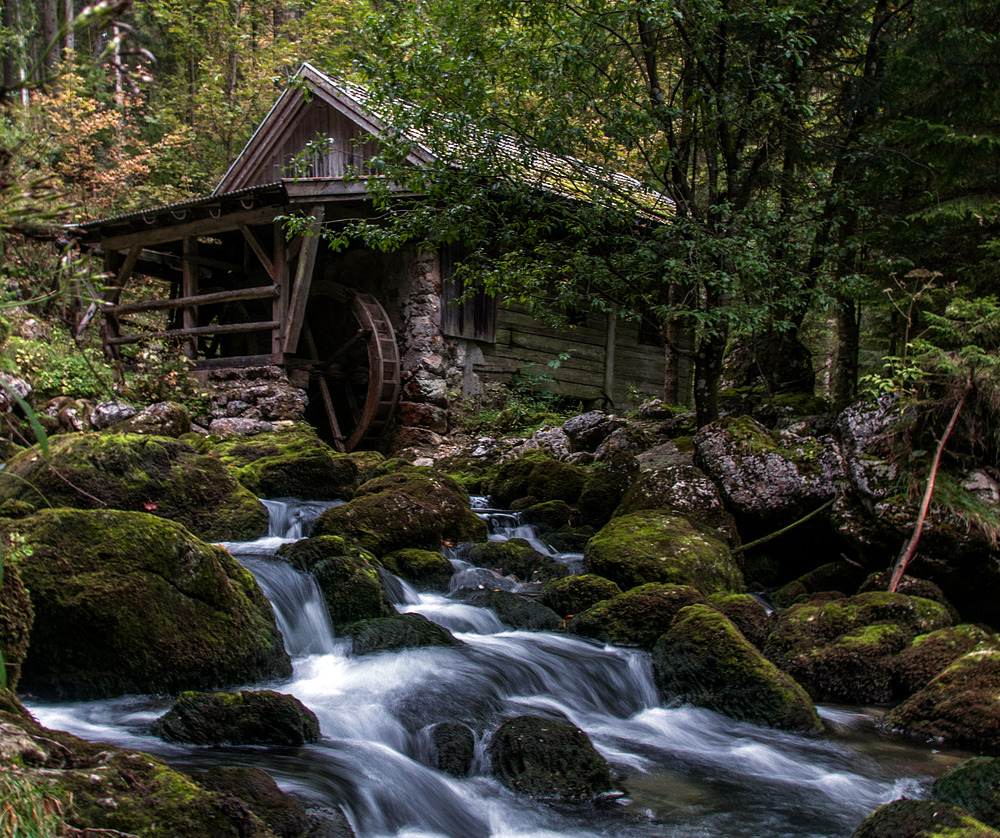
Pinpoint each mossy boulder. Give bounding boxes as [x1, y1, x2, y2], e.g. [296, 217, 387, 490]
[857, 571, 961, 622]
[428, 722, 476, 777]
[488, 455, 588, 509]
[0, 433, 267, 541]
[706, 592, 771, 649]
[519, 499, 574, 530]
[693, 415, 843, 524]
[576, 452, 638, 529]
[764, 592, 954, 704]
[461, 590, 562, 631]
[771, 561, 869, 608]
[114, 400, 191, 437]
[462, 538, 569, 584]
[616, 459, 739, 544]
[313, 471, 486, 555]
[433, 454, 498, 495]
[342, 613, 462, 655]
[653, 604, 821, 732]
[3, 509, 290, 699]
[583, 510, 742, 595]
[55, 748, 279, 837]
[278, 536, 392, 628]
[539, 574, 622, 619]
[0, 700, 280, 838]
[488, 715, 615, 800]
[0, 543, 33, 688]
[195, 766, 309, 838]
[850, 799, 1000, 838]
[883, 649, 1000, 753]
[379, 548, 454, 590]
[933, 757, 1000, 830]
[569, 583, 705, 649]
[152, 690, 320, 746]
[210, 424, 358, 500]
[896, 625, 1000, 697]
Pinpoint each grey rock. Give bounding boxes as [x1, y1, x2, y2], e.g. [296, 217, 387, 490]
[89, 400, 137, 429]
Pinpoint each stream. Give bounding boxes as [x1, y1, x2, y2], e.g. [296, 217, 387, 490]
[27, 498, 965, 838]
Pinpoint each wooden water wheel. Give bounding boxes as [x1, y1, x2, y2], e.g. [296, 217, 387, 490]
[297, 282, 400, 451]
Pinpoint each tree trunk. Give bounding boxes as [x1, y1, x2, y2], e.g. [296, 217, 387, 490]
[41, 0, 59, 81]
[832, 295, 860, 410]
[694, 331, 726, 427]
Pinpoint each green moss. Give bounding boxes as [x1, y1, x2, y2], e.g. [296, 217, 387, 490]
[653, 604, 821, 732]
[380, 548, 454, 590]
[583, 510, 742, 594]
[210, 424, 358, 500]
[569, 583, 705, 649]
[1, 509, 290, 699]
[539, 574, 622, 619]
[462, 539, 569, 584]
[851, 799, 1000, 838]
[706, 592, 771, 649]
[343, 613, 462, 654]
[897, 625, 1000, 696]
[488, 454, 588, 508]
[279, 536, 391, 628]
[932, 757, 1000, 830]
[0, 433, 267, 541]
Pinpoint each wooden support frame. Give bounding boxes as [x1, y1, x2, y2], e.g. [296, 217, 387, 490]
[181, 237, 198, 358]
[272, 222, 288, 355]
[107, 320, 280, 346]
[282, 205, 325, 355]
[104, 285, 280, 316]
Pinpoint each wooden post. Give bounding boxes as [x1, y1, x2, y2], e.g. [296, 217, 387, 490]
[603, 306, 618, 407]
[273, 221, 288, 358]
[282, 205, 325, 355]
[181, 237, 198, 359]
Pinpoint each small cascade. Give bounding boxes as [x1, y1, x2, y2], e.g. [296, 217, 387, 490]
[26, 493, 955, 838]
[469, 498, 584, 574]
[262, 498, 343, 539]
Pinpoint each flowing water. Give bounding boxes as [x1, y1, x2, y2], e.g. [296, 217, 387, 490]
[27, 498, 964, 838]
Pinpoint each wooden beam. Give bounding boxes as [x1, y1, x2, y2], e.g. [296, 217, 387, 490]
[108, 320, 281, 346]
[240, 223, 275, 280]
[104, 285, 279, 315]
[181, 237, 197, 359]
[282, 205, 325, 355]
[604, 307, 618, 407]
[272, 222, 288, 355]
[101, 206, 281, 252]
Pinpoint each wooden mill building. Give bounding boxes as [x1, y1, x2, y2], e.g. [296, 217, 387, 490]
[78, 64, 684, 450]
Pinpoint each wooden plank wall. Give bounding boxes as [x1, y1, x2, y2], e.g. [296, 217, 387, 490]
[250, 100, 381, 185]
[475, 302, 672, 408]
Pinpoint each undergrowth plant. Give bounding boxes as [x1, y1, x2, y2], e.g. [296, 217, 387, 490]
[0, 769, 63, 838]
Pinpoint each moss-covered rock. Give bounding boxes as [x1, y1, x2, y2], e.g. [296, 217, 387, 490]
[896, 625, 1000, 697]
[379, 548, 454, 590]
[616, 459, 739, 544]
[569, 583, 706, 649]
[3, 509, 290, 699]
[488, 455, 588, 509]
[114, 400, 191, 437]
[706, 592, 771, 649]
[764, 592, 954, 704]
[576, 452, 638, 529]
[857, 571, 961, 622]
[539, 574, 622, 619]
[850, 799, 1000, 838]
[771, 561, 869, 608]
[583, 510, 742, 595]
[0, 433, 267, 541]
[462, 539, 569, 584]
[428, 722, 476, 777]
[0, 540, 33, 688]
[279, 536, 392, 628]
[433, 454, 498, 495]
[313, 471, 486, 555]
[343, 613, 462, 654]
[519, 499, 574, 530]
[194, 766, 309, 838]
[210, 424, 358, 500]
[461, 590, 563, 631]
[488, 715, 614, 800]
[932, 757, 1000, 830]
[653, 604, 821, 732]
[152, 690, 320, 746]
[883, 649, 1000, 752]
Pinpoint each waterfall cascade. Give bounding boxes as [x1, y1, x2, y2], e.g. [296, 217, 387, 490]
[28, 497, 956, 838]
